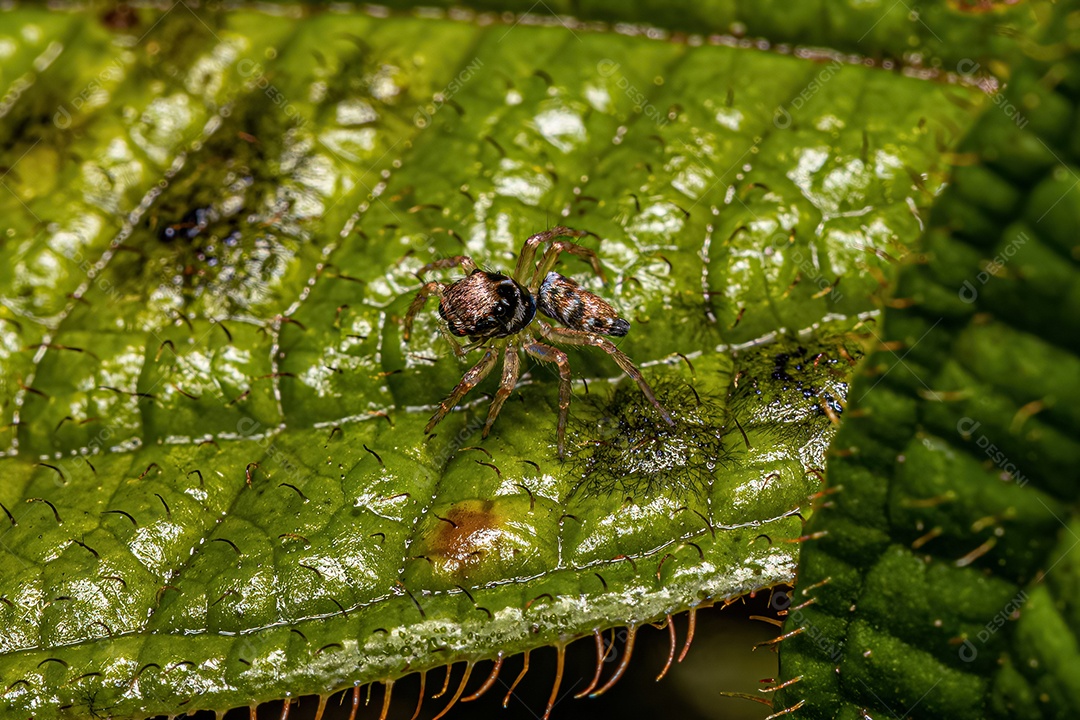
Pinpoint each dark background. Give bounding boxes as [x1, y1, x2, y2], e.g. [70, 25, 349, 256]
[183, 592, 781, 720]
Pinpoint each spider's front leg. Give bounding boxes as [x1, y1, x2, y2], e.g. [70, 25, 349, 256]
[514, 227, 580, 280]
[514, 227, 596, 283]
[530, 237, 608, 291]
[524, 340, 573, 459]
[425, 347, 499, 434]
[536, 321, 675, 427]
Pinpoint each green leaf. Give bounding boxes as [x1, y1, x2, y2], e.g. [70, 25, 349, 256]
[376, 0, 1041, 73]
[0, 4, 996, 718]
[777, 2, 1080, 717]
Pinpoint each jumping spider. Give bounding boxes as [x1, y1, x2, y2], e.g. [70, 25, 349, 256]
[403, 226, 674, 458]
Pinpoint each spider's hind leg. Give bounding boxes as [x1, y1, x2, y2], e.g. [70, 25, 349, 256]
[524, 340, 573, 459]
[537, 321, 675, 427]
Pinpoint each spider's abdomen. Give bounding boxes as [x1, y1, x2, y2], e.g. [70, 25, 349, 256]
[439, 271, 536, 339]
[537, 271, 630, 337]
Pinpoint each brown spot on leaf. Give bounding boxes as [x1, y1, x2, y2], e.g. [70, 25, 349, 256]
[405, 496, 555, 589]
[427, 500, 503, 576]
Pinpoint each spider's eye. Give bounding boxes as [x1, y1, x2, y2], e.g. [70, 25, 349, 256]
[497, 281, 520, 297]
[493, 281, 522, 317]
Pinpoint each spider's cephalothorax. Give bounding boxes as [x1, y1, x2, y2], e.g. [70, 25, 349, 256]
[403, 226, 674, 458]
[439, 271, 535, 339]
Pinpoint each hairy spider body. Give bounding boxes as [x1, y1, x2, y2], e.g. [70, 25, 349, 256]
[439, 272, 535, 339]
[403, 226, 674, 458]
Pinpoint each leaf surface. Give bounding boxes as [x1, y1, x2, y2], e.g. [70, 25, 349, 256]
[0, 4, 989, 717]
[777, 2, 1080, 717]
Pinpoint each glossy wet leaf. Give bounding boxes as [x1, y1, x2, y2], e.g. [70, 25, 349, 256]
[777, 2, 1080, 717]
[380, 0, 1042, 73]
[0, 3, 991, 718]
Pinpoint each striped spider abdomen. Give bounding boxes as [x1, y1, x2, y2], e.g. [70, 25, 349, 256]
[537, 271, 630, 337]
